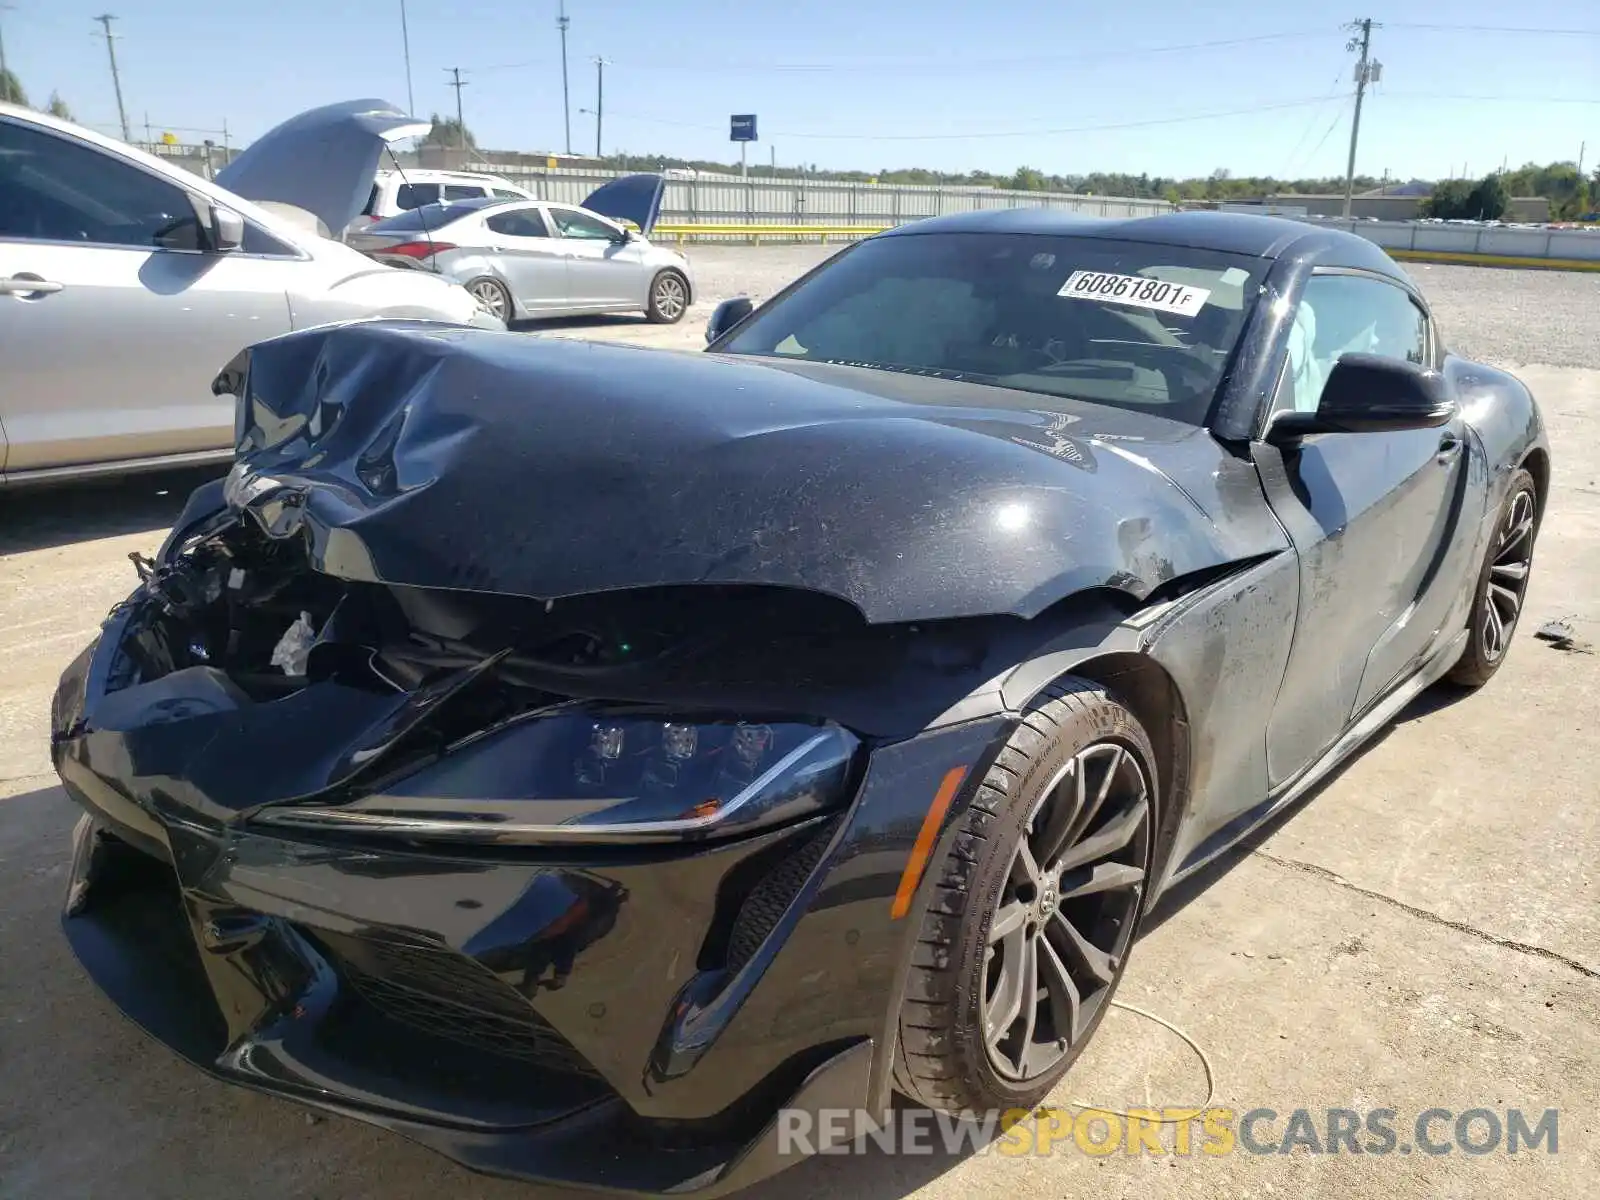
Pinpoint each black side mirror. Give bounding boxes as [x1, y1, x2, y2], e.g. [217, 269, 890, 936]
[706, 296, 754, 345]
[1267, 353, 1454, 443]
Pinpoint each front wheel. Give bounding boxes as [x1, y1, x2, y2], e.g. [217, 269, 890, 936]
[646, 270, 689, 324]
[893, 678, 1155, 1113]
[1446, 466, 1539, 688]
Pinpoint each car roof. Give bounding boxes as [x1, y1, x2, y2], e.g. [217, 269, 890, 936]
[375, 168, 525, 187]
[880, 207, 1407, 277]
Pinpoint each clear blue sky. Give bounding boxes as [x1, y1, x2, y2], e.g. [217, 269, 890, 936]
[4, 1, 1596, 181]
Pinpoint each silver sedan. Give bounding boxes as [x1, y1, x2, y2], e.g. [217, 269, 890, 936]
[348, 197, 694, 324]
[0, 99, 502, 488]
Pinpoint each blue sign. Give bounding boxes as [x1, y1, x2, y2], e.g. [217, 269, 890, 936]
[730, 114, 758, 142]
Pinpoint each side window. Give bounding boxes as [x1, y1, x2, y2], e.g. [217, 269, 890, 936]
[1281, 274, 1430, 413]
[549, 208, 617, 240]
[241, 222, 299, 256]
[486, 209, 551, 238]
[492, 187, 525, 200]
[396, 182, 441, 210]
[0, 117, 205, 249]
[443, 183, 485, 201]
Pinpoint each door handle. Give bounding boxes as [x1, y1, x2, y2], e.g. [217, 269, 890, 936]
[1436, 431, 1462, 461]
[0, 275, 65, 296]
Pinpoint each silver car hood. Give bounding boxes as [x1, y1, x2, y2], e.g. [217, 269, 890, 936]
[216, 99, 430, 235]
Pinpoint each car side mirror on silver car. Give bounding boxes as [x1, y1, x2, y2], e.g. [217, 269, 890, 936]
[1267, 353, 1454, 443]
[705, 296, 754, 345]
[209, 205, 245, 252]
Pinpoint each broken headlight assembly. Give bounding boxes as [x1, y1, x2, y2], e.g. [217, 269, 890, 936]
[252, 710, 861, 845]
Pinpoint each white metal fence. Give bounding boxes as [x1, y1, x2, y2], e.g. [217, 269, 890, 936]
[458, 164, 1174, 225]
[1304, 217, 1600, 264]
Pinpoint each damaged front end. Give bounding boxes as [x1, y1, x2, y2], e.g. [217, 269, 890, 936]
[51, 318, 1263, 1191]
[50, 449, 1023, 1196]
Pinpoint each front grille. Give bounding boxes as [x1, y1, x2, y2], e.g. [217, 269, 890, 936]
[317, 931, 599, 1077]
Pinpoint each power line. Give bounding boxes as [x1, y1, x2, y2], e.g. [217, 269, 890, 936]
[1386, 22, 1600, 36]
[1381, 91, 1600, 104]
[1295, 99, 1353, 177]
[1280, 66, 1357, 176]
[474, 29, 1334, 77]
[599, 95, 1356, 143]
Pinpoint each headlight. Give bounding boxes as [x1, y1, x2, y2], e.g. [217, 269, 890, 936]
[252, 710, 860, 844]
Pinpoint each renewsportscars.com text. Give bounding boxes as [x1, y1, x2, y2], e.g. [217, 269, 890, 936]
[776, 1106, 1560, 1158]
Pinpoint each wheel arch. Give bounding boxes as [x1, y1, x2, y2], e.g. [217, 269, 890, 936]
[1008, 651, 1192, 915]
[1521, 445, 1550, 516]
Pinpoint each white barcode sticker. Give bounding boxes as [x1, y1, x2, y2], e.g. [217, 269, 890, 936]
[1057, 270, 1211, 317]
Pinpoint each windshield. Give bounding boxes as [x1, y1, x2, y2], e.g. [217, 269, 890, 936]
[368, 201, 495, 232]
[718, 232, 1266, 425]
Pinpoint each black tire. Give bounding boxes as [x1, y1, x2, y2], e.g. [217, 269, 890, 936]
[465, 276, 513, 323]
[1446, 467, 1540, 689]
[646, 269, 690, 324]
[893, 678, 1156, 1113]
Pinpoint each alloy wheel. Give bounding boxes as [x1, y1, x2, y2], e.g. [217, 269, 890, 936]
[1481, 487, 1536, 663]
[469, 279, 509, 320]
[981, 741, 1150, 1082]
[653, 274, 687, 320]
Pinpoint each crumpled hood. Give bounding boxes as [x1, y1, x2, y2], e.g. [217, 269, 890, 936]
[216, 99, 430, 235]
[210, 321, 1279, 624]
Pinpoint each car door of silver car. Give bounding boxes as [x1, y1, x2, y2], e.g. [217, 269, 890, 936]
[484, 207, 569, 313]
[546, 205, 647, 309]
[0, 114, 295, 475]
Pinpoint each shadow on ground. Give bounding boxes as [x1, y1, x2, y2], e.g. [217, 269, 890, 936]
[0, 467, 222, 557]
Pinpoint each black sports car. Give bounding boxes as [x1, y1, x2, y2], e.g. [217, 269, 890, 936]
[52, 209, 1547, 1194]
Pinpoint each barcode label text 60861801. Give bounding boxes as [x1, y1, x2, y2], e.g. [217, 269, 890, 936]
[1056, 270, 1211, 317]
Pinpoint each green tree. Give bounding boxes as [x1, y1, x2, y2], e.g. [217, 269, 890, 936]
[1421, 179, 1473, 219]
[1008, 166, 1048, 191]
[46, 91, 74, 121]
[426, 112, 476, 150]
[1465, 174, 1509, 221]
[0, 68, 27, 106]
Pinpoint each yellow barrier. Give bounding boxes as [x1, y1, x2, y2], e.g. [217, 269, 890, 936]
[653, 223, 892, 247]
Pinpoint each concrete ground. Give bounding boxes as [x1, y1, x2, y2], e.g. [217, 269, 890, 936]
[1, 249, 1596, 1199]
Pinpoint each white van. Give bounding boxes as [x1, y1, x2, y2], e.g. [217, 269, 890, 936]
[348, 169, 535, 235]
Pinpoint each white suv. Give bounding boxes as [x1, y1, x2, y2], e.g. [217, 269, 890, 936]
[351, 170, 535, 235]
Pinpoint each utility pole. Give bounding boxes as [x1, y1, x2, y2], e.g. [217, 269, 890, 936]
[445, 66, 468, 148]
[592, 56, 606, 158]
[93, 14, 131, 142]
[1578, 142, 1586, 178]
[557, 0, 572, 155]
[399, 0, 415, 115]
[1341, 17, 1380, 219]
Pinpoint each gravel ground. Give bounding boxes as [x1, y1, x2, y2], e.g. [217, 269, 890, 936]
[666, 245, 1600, 370]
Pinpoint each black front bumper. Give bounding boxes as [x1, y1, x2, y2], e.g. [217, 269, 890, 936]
[52, 609, 1007, 1195]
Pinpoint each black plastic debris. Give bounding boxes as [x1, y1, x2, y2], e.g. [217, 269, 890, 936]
[1534, 618, 1592, 654]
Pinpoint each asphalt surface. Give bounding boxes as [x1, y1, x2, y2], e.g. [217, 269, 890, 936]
[1, 249, 1597, 1199]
